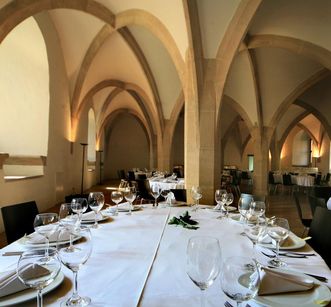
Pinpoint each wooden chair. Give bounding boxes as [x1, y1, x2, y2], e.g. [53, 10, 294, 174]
[308, 195, 327, 216]
[1, 201, 39, 244]
[308, 206, 331, 268]
[293, 192, 312, 237]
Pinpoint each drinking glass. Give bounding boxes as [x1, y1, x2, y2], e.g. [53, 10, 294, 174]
[224, 192, 234, 217]
[111, 190, 123, 215]
[186, 236, 221, 307]
[88, 192, 105, 228]
[215, 189, 227, 211]
[123, 186, 136, 215]
[238, 195, 253, 224]
[221, 256, 260, 307]
[34, 213, 59, 257]
[250, 201, 266, 222]
[57, 226, 92, 306]
[17, 248, 61, 307]
[161, 189, 171, 207]
[150, 183, 162, 208]
[71, 198, 88, 223]
[267, 217, 290, 267]
[191, 186, 202, 211]
[59, 203, 80, 250]
[245, 217, 268, 257]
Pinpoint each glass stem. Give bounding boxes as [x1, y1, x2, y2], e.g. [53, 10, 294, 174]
[275, 240, 280, 262]
[45, 238, 50, 257]
[237, 302, 242, 307]
[94, 211, 98, 227]
[72, 271, 79, 299]
[200, 289, 206, 307]
[129, 202, 132, 215]
[37, 289, 43, 307]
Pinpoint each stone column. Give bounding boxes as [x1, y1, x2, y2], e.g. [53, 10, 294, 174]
[269, 134, 281, 171]
[251, 127, 272, 196]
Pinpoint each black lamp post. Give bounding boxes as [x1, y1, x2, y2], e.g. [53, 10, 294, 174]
[80, 143, 88, 194]
[97, 150, 103, 185]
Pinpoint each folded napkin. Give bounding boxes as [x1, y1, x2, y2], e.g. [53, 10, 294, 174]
[118, 202, 132, 210]
[81, 211, 97, 221]
[0, 264, 50, 297]
[28, 230, 70, 244]
[258, 267, 315, 295]
[167, 192, 176, 204]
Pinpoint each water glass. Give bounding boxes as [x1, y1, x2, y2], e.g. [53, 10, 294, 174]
[57, 226, 92, 306]
[88, 192, 105, 227]
[238, 195, 253, 224]
[267, 217, 290, 267]
[150, 183, 161, 208]
[71, 198, 88, 222]
[111, 190, 123, 215]
[225, 192, 234, 217]
[191, 186, 202, 211]
[186, 236, 221, 307]
[215, 189, 227, 211]
[17, 248, 61, 307]
[123, 186, 136, 215]
[161, 189, 171, 207]
[250, 201, 266, 221]
[221, 256, 260, 307]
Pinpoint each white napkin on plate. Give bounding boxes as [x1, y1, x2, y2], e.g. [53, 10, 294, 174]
[259, 267, 315, 295]
[0, 264, 50, 297]
[27, 230, 70, 244]
[81, 211, 97, 221]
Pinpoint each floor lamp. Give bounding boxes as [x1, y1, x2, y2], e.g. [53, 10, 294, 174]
[80, 143, 88, 194]
[97, 150, 103, 185]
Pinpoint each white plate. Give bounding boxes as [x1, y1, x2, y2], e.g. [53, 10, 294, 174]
[80, 213, 109, 224]
[18, 235, 81, 248]
[229, 213, 245, 223]
[117, 205, 142, 212]
[0, 271, 64, 306]
[259, 232, 306, 250]
[159, 201, 187, 207]
[254, 269, 331, 307]
[206, 206, 237, 212]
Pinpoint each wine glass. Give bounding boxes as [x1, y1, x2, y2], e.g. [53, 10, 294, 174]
[161, 189, 171, 207]
[88, 192, 105, 228]
[150, 183, 162, 208]
[111, 190, 123, 215]
[186, 236, 221, 307]
[238, 195, 253, 224]
[17, 248, 61, 307]
[123, 186, 136, 215]
[215, 189, 227, 211]
[224, 192, 234, 217]
[59, 203, 80, 250]
[191, 186, 202, 211]
[57, 226, 92, 306]
[34, 213, 59, 257]
[220, 256, 260, 307]
[245, 217, 268, 257]
[71, 198, 88, 223]
[267, 217, 290, 267]
[250, 201, 266, 223]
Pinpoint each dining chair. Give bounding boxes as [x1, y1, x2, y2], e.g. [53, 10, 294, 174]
[240, 193, 268, 211]
[293, 192, 312, 237]
[65, 193, 91, 212]
[136, 179, 154, 202]
[1, 201, 39, 244]
[170, 189, 187, 202]
[308, 195, 327, 216]
[308, 206, 331, 268]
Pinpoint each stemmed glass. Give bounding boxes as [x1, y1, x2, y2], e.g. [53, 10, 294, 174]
[71, 198, 88, 223]
[17, 248, 61, 307]
[161, 189, 171, 207]
[220, 256, 260, 307]
[59, 203, 79, 250]
[215, 189, 227, 211]
[186, 236, 221, 307]
[238, 195, 253, 224]
[111, 190, 123, 215]
[123, 186, 136, 215]
[57, 226, 92, 306]
[88, 192, 105, 228]
[224, 192, 234, 217]
[33, 213, 59, 257]
[245, 217, 268, 257]
[267, 217, 290, 267]
[250, 201, 266, 224]
[150, 183, 162, 208]
[191, 186, 202, 211]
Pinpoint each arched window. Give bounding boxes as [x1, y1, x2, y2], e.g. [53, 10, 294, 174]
[292, 130, 311, 166]
[0, 17, 49, 178]
[87, 109, 96, 163]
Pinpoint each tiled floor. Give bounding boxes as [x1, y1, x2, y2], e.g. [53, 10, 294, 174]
[0, 181, 311, 248]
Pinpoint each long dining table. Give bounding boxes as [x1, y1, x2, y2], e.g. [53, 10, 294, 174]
[0, 205, 330, 306]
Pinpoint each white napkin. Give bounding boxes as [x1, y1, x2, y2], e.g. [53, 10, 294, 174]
[327, 197, 331, 210]
[81, 211, 97, 221]
[259, 267, 315, 295]
[167, 192, 176, 204]
[118, 202, 132, 210]
[0, 264, 50, 297]
[28, 230, 70, 244]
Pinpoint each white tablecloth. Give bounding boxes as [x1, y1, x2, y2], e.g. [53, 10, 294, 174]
[292, 175, 315, 186]
[149, 178, 185, 190]
[0, 206, 330, 306]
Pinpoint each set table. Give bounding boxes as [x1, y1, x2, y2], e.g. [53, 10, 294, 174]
[0, 205, 330, 306]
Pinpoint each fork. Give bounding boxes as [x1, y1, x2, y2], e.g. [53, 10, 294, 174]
[261, 251, 307, 258]
[224, 301, 233, 307]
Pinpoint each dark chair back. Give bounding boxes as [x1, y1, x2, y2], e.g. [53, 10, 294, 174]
[315, 174, 322, 185]
[313, 186, 331, 203]
[127, 171, 135, 181]
[1, 201, 39, 244]
[308, 207, 331, 268]
[137, 174, 147, 180]
[268, 172, 275, 184]
[170, 189, 187, 202]
[65, 194, 91, 212]
[293, 192, 311, 230]
[136, 179, 153, 201]
[282, 174, 292, 186]
[308, 195, 327, 215]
